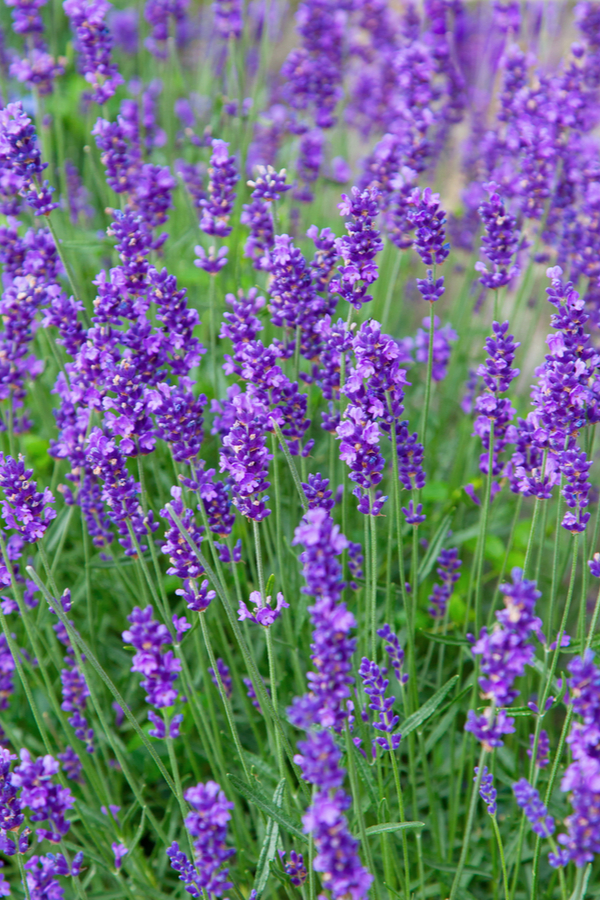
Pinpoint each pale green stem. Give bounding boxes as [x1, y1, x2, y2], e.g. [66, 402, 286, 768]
[491, 815, 509, 900]
[448, 747, 487, 900]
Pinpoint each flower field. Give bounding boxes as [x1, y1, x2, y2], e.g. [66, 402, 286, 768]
[0, 1, 599, 898]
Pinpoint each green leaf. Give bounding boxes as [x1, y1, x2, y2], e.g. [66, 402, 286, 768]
[244, 751, 279, 786]
[364, 821, 424, 837]
[228, 774, 307, 843]
[265, 573, 275, 597]
[352, 743, 379, 810]
[421, 630, 469, 647]
[422, 856, 491, 879]
[253, 780, 285, 898]
[417, 513, 454, 584]
[494, 706, 532, 718]
[397, 675, 459, 738]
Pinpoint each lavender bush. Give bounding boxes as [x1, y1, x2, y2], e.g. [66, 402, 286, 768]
[0, 1, 599, 898]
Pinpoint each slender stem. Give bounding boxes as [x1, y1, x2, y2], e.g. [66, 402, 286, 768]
[420, 299, 436, 457]
[448, 747, 487, 900]
[491, 815, 509, 900]
[343, 721, 379, 899]
[265, 627, 285, 780]
[17, 848, 32, 900]
[199, 612, 251, 782]
[164, 502, 307, 793]
[388, 744, 411, 899]
[370, 510, 377, 660]
[272, 421, 308, 511]
[474, 423, 494, 637]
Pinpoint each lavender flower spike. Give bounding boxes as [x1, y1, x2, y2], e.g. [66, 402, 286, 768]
[0, 454, 56, 542]
[238, 590, 289, 626]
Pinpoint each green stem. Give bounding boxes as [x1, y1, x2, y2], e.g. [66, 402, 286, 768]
[474, 423, 494, 637]
[343, 721, 379, 899]
[448, 746, 487, 900]
[420, 300, 436, 457]
[272, 421, 308, 512]
[199, 612, 251, 782]
[491, 815, 509, 900]
[265, 627, 285, 780]
[370, 510, 377, 661]
[388, 743, 411, 899]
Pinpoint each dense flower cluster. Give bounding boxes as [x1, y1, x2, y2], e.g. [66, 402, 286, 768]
[122, 606, 182, 738]
[359, 657, 401, 753]
[466, 569, 541, 748]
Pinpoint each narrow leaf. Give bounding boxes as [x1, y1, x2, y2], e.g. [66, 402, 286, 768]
[397, 675, 459, 738]
[364, 821, 424, 837]
[421, 630, 469, 647]
[417, 513, 454, 584]
[228, 774, 307, 843]
[352, 743, 379, 809]
[253, 780, 285, 898]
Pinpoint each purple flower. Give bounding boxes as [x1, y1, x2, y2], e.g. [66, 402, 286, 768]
[144, 0, 189, 57]
[63, 0, 124, 104]
[476, 766, 497, 815]
[464, 708, 516, 749]
[280, 849, 307, 886]
[414, 316, 457, 381]
[25, 852, 83, 896]
[12, 750, 75, 843]
[330, 187, 383, 310]
[359, 658, 401, 753]
[85, 429, 150, 556]
[208, 658, 232, 700]
[147, 381, 206, 462]
[402, 500, 426, 525]
[476, 182, 520, 290]
[58, 647, 94, 753]
[9, 49, 65, 97]
[514, 779, 554, 837]
[407, 187, 450, 267]
[238, 590, 289, 627]
[294, 730, 345, 790]
[473, 321, 519, 477]
[172, 615, 191, 643]
[0, 862, 8, 896]
[428, 548, 461, 619]
[183, 781, 235, 895]
[528, 730, 550, 768]
[112, 842, 128, 869]
[57, 747, 82, 783]
[0, 455, 56, 542]
[200, 140, 238, 237]
[337, 405, 385, 507]
[122, 606, 181, 725]
[194, 245, 228, 275]
[246, 165, 290, 202]
[302, 790, 373, 900]
[108, 7, 138, 53]
[302, 473, 334, 511]
[377, 624, 407, 685]
[288, 509, 356, 731]
[212, 0, 242, 39]
[219, 390, 272, 521]
[466, 569, 541, 748]
[0, 746, 24, 851]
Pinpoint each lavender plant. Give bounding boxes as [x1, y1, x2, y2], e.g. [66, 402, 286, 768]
[0, 2, 599, 899]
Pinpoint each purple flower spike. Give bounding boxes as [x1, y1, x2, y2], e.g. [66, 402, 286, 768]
[476, 766, 497, 815]
[280, 849, 307, 886]
[122, 606, 181, 726]
[200, 140, 238, 237]
[476, 182, 520, 291]
[402, 500, 426, 525]
[112, 842, 128, 869]
[359, 657, 401, 753]
[473, 321, 519, 478]
[12, 750, 75, 843]
[514, 779, 554, 837]
[194, 245, 228, 275]
[589, 553, 600, 578]
[414, 316, 457, 381]
[246, 165, 290, 202]
[208, 658, 232, 699]
[184, 782, 235, 893]
[0, 454, 56, 542]
[212, 0, 242, 39]
[331, 187, 383, 310]
[407, 187, 450, 267]
[63, 0, 124, 104]
[428, 548, 461, 619]
[238, 590, 289, 627]
[528, 730, 550, 768]
[377, 624, 407, 685]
